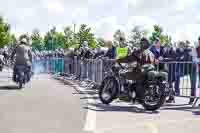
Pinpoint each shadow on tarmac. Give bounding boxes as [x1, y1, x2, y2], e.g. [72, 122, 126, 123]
[161, 105, 200, 112]
[0, 85, 20, 90]
[84, 102, 159, 114]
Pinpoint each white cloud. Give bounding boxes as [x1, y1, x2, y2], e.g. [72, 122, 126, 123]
[0, 0, 199, 42]
[44, 0, 65, 14]
[92, 16, 117, 40]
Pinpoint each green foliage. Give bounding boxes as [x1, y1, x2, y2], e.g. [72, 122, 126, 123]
[31, 29, 44, 51]
[0, 16, 12, 48]
[77, 24, 96, 48]
[54, 32, 65, 49]
[44, 31, 52, 50]
[113, 29, 126, 47]
[44, 27, 65, 50]
[96, 38, 106, 47]
[64, 26, 73, 48]
[129, 26, 147, 48]
[149, 25, 172, 46]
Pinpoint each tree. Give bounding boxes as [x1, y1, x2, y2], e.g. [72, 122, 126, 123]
[44, 27, 65, 50]
[31, 29, 44, 51]
[160, 35, 172, 46]
[64, 26, 74, 48]
[129, 26, 147, 48]
[113, 29, 126, 47]
[149, 25, 162, 44]
[54, 32, 65, 49]
[96, 38, 106, 47]
[77, 24, 96, 48]
[0, 16, 11, 48]
[44, 31, 52, 50]
[149, 25, 172, 46]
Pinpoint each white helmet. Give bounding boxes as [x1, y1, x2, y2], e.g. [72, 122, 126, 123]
[20, 38, 28, 44]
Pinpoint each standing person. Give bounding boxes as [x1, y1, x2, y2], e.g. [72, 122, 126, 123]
[104, 41, 116, 59]
[150, 38, 165, 70]
[79, 41, 91, 80]
[194, 37, 200, 104]
[163, 46, 177, 103]
[167, 43, 197, 104]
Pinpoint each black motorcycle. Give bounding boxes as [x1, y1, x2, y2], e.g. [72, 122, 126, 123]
[14, 65, 31, 89]
[99, 62, 169, 111]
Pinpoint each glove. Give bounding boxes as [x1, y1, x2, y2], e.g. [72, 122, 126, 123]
[158, 56, 164, 61]
[155, 59, 160, 65]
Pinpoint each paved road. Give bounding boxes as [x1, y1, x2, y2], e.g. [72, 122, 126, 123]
[59, 78, 200, 133]
[0, 70, 90, 133]
[1, 69, 200, 133]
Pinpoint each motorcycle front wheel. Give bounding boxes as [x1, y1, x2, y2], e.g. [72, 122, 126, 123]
[142, 82, 166, 111]
[99, 76, 119, 104]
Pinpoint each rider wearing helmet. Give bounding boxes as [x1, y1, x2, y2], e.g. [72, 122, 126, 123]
[11, 34, 32, 82]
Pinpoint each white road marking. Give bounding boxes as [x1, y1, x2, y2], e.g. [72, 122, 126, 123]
[67, 80, 97, 132]
[145, 123, 159, 133]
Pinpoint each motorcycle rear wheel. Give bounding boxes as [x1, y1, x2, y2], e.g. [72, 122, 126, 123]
[142, 82, 166, 111]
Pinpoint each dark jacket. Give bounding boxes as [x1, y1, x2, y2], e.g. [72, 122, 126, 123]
[175, 48, 193, 75]
[150, 45, 166, 70]
[196, 46, 200, 69]
[117, 49, 155, 81]
[105, 47, 116, 59]
[150, 46, 165, 59]
[11, 44, 32, 66]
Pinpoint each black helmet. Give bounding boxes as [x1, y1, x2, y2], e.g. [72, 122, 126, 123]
[140, 37, 150, 50]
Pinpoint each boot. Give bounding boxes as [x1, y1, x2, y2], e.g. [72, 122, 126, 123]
[166, 95, 175, 103]
[188, 98, 195, 105]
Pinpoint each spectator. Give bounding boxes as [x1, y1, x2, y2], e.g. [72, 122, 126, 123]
[150, 38, 165, 70]
[104, 41, 116, 59]
[162, 46, 177, 103]
[166, 43, 197, 104]
[196, 37, 200, 79]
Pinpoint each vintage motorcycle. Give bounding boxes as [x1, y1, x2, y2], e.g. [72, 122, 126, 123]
[14, 65, 31, 89]
[98, 62, 169, 111]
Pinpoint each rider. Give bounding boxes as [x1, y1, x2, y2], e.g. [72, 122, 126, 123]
[116, 37, 156, 81]
[11, 34, 32, 82]
[116, 38, 157, 98]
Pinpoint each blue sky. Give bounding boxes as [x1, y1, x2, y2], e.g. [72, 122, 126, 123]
[0, 0, 200, 42]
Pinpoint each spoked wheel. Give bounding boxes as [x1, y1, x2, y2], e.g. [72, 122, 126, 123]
[99, 77, 119, 104]
[142, 83, 166, 111]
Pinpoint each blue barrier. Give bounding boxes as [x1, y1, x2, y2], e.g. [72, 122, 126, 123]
[32, 57, 65, 74]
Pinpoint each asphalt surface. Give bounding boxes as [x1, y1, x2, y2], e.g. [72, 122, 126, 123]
[58, 77, 200, 133]
[0, 69, 90, 133]
[1, 68, 200, 133]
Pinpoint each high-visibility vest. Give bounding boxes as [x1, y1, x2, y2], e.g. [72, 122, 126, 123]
[116, 47, 128, 59]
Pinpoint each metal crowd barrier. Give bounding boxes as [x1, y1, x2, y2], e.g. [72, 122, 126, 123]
[34, 56, 200, 101]
[66, 58, 200, 99]
[158, 61, 200, 98]
[32, 57, 65, 74]
[66, 57, 104, 84]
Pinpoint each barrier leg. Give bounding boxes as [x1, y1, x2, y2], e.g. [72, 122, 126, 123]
[192, 98, 199, 107]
